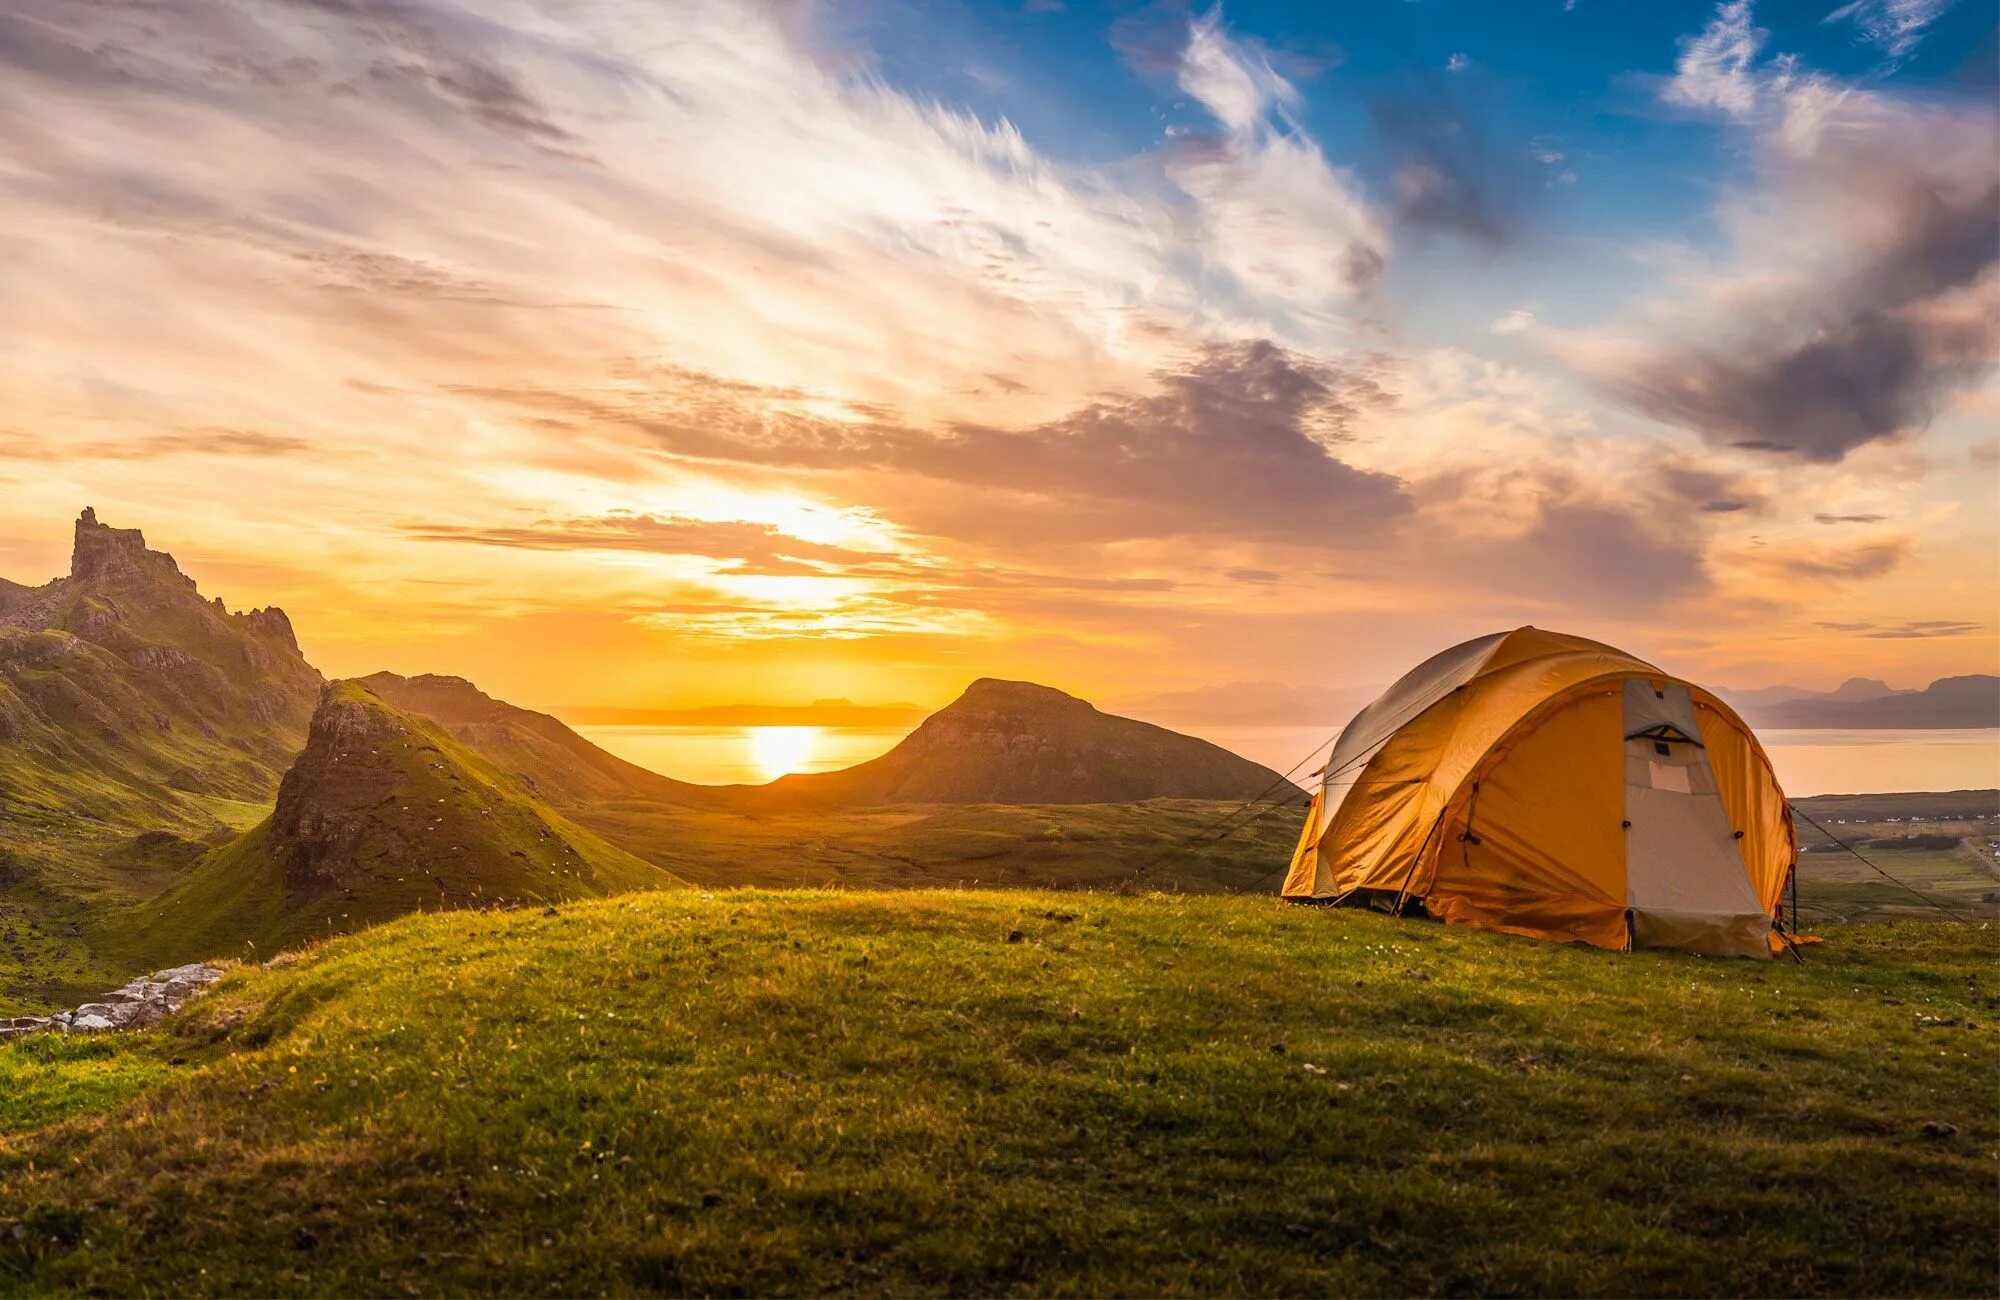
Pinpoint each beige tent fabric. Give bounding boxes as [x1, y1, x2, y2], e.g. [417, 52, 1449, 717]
[1620, 680, 1771, 958]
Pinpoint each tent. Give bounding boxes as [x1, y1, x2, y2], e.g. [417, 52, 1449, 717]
[1281, 627, 1796, 958]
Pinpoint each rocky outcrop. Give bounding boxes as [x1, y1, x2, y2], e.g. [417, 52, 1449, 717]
[0, 963, 223, 1041]
[270, 686, 412, 888]
[70, 506, 197, 591]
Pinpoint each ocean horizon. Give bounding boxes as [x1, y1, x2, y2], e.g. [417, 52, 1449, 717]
[574, 722, 2000, 799]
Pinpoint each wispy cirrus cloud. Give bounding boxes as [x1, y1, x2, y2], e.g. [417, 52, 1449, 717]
[1824, 0, 1958, 59]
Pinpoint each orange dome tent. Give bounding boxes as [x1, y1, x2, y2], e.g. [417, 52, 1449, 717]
[1281, 627, 1796, 958]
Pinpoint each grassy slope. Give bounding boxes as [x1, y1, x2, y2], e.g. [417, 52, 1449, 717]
[575, 797, 1305, 892]
[1, 892, 1992, 1297]
[90, 687, 687, 971]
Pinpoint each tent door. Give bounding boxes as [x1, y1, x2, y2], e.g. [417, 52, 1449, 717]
[1621, 680, 1769, 958]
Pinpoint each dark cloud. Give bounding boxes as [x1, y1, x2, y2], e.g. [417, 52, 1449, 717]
[1814, 511, 1889, 524]
[366, 55, 581, 151]
[1607, 295, 1996, 464]
[1473, 499, 1708, 614]
[1371, 76, 1538, 246]
[0, 10, 145, 89]
[1223, 567, 1283, 583]
[1583, 108, 1998, 463]
[461, 341, 1411, 550]
[1656, 459, 1769, 516]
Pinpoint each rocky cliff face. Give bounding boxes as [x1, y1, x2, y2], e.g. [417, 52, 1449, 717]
[768, 678, 1291, 805]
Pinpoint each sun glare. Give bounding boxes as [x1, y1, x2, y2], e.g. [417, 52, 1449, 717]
[748, 725, 819, 781]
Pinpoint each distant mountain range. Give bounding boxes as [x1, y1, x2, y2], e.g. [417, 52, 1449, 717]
[1119, 673, 1999, 732]
[1721, 676, 1999, 729]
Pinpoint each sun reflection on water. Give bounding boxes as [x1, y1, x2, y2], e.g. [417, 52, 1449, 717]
[748, 726, 819, 781]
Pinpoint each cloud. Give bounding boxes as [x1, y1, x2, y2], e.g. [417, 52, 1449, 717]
[1814, 511, 1889, 524]
[1176, 7, 1295, 132]
[466, 341, 1411, 550]
[403, 513, 891, 578]
[1741, 535, 1909, 582]
[1371, 74, 1539, 246]
[1816, 617, 1982, 638]
[1656, 457, 1771, 515]
[1555, 6, 1998, 462]
[0, 428, 319, 461]
[1465, 497, 1710, 614]
[1446, 53, 1469, 73]
[1824, 0, 1958, 59]
[1163, 10, 1388, 308]
[1663, 1, 1765, 118]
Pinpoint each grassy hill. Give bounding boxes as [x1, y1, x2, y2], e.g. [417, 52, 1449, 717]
[0, 891, 1992, 1295]
[92, 683, 686, 970]
[358, 672, 716, 808]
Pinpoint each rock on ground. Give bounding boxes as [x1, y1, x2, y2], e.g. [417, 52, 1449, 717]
[0, 964, 224, 1041]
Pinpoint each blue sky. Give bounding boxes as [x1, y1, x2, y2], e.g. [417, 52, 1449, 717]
[0, 0, 1993, 709]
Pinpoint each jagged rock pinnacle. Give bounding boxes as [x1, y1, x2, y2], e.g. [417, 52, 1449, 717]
[72, 506, 187, 586]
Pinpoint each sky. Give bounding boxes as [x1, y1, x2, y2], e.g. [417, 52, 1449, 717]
[0, 0, 1994, 716]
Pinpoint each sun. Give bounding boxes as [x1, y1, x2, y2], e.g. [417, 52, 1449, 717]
[748, 726, 819, 781]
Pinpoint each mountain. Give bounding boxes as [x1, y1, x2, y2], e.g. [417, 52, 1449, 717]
[359, 672, 714, 808]
[1725, 677, 1908, 713]
[1742, 675, 1999, 729]
[0, 510, 324, 1003]
[0, 509, 321, 831]
[101, 681, 685, 965]
[765, 678, 1292, 805]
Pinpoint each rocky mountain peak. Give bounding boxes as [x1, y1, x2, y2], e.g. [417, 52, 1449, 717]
[72, 507, 193, 590]
[952, 678, 1095, 714]
[245, 606, 301, 652]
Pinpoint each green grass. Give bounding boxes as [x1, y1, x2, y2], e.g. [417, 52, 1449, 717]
[574, 797, 1304, 893]
[1, 890, 1992, 1296]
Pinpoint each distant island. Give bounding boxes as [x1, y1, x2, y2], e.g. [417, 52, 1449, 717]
[556, 699, 927, 727]
[1722, 675, 1999, 729]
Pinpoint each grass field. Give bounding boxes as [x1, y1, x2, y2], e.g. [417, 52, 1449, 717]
[1, 890, 1992, 1296]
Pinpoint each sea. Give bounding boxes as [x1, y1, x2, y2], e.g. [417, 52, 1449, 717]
[572, 723, 2000, 799]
